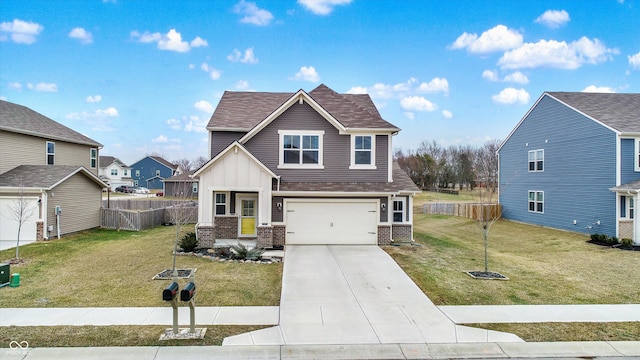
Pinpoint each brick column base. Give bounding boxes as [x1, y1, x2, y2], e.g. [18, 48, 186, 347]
[378, 225, 392, 245]
[36, 221, 44, 241]
[392, 224, 412, 243]
[257, 226, 273, 248]
[273, 225, 286, 247]
[196, 225, 215, 248]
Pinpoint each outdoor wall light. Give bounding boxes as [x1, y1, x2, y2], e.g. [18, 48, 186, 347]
[277, 202, 282, 211]
[381, 203, 386, 211]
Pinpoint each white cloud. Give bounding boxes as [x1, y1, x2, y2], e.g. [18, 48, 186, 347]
[535, 10, 570, 28]
[499, 37, 617, 70]
[69, 27, 93, 44]
[492, 88, 530, 105]
[27, 82, 58, 92]
[450, 25, 523, 54]
[96, 107, 119, 117]
[629, 51, 640, 69]
[66, 107, 119, 120]
[152, 135, 168, 143]
[400, 96, 438, 112]
[166, 118, 181, 130]
[503, 71, 529, 84]
[291, 66, 320, 82]
[346, 86, 368, 94]
[86, 95, 102, 103]
[582, 85, 616, 93]
[0, 19, 43, 44]
[233, 0, 274, 26]
[417, 77, 449, 94]
[201, 63, 222, 80]
[194, 100, 214, 113]
[131, 29, 206, 53]
[235, 80, 250, 89]
[190, 36, 208, 48]
[184, 116, 208, 133]
[227, 48, 258, 63]
[482, 70, 499, 82]
[442, 110, 453, 118]
[298, 0, 352, 15]
[8, 82, 22, 90]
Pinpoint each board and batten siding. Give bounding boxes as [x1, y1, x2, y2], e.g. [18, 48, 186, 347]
[620, 138, 640, 185]
[0, 131, 97, 175]
[243, 101, 389, 182]
[46, 173, 102, 236]
[210, 131, 245, 158]
[499, 94, 617, 236]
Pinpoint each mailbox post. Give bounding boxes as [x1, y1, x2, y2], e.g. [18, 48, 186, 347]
[180, 281, 196, 333]
[162, 282, 179, 333]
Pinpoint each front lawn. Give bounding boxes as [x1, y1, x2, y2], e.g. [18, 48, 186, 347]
[0, 226, 282, 308]
[386, 214, 640, 305]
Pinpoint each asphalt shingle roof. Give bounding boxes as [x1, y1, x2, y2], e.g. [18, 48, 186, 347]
[150, 156, 178, 170]
[0, 100, 103, 147]
[0, 165, 103, 189]
[99, 156, 129, 168]
[207, 84, 399, 131]
[547, 92, 640, 133]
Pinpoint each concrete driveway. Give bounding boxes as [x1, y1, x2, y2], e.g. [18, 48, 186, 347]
[224, 245, 522, 345]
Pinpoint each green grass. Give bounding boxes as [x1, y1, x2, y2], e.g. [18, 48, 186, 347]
[0, 226, 282, 308]
[467, 323, 640, 342]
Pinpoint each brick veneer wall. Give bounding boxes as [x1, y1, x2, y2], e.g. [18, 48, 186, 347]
[36, 221, 44, 241]
[392, 224, 412, 242]
[273, 225, 286, 247]
[378, 225, 391, 245]
[196, 224, 215, 248]
[214, 216, 238, 239]
[257, 226, 273, 248]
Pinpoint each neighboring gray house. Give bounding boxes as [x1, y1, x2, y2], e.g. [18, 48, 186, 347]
[498, 92, 640, 244]
[0, 100, 105, 245]
[163, 171, 198, 199]
[194, 84, 420, 248]
[98, 155, 133, 191]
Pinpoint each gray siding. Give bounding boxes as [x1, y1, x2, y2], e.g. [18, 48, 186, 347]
[211, 131, 245, 158]
[499, 95, 617, 236]
[0, 131, 98, 175]
[620, 138, 640, 185]
[46, 173, 102, 236]
[164, 181, 198, 198]
[244, 101, 389, 182]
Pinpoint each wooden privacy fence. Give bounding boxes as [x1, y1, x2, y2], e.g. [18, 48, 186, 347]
[423, 203, 502, 221]
[102, 199, 196, 210]
[100, 205, 197, 231]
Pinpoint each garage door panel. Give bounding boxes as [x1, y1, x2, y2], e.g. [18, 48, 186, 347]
[0, 198, 38, 242]
[286, 201, 377, 245]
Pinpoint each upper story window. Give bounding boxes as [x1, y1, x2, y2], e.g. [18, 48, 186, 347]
[215, 193, 227, 215]
[192, 182, 198, 193]
[528, 149, 544, 172]
[528, 191, 544, 213]
[278, 130, 324, 169]
[90, 148, 97, 168]
[620, 196, 635, 219]
[350, 135, 376, 169]
[110, 169, 118, 176]
[156, 170, 161, 177]
[46, 141, 55, 165]
[124, 169, 128, 176]
[393, 198, 405, 223]
[135, 170, 140, 177]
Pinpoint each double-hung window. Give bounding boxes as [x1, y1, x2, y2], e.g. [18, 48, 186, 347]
[528, 149, 544, 172]
[192, 182, 198, 194]
[528, 191, 544, 213]
[278, 130, 324, 168]
[620, 196, 635, 219]
[393, 199, 405, 223]
[111, 169, 118, 176]
[635, 139, 640, 172]
[350, 135, 376, 169]
[215, 193, 227, 215]
[90, 148, 97, 168]
[46, 141, 55, 165]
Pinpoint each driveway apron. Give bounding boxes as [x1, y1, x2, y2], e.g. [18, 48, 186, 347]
[223, 245, 522, 345]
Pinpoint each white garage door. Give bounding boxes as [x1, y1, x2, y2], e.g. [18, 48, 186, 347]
[286, 201, 378, 245]
[0, 197, 39, 250]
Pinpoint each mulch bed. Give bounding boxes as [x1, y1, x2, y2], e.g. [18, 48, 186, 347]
[586, 240, 640, 251]
[465, 271, 509, 280]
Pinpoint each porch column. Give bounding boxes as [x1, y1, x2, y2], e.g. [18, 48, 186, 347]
[635, 193, 640, 245]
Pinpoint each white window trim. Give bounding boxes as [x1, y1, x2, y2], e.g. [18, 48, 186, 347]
[110, 168, 118, 176]
[528, 149, 544, 172]
[621, 195, 635, 220]
[135, 170, 140, 177]
[192, 182, 198, 193]
[90, 148, 97, 168]
[350, 134, 377, 170]
[635, 138, 640, 172]
[392, 198, 406, 223]
[46, 141, 55, 165]
[528, 190, 544, 214]
[214, 192, 228, 216]
[278, 130, 324, 169]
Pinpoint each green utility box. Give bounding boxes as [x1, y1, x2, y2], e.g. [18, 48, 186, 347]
[10, 273, 20, 287]
[0, 263, 9, 287]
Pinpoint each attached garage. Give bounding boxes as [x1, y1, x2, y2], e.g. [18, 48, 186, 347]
[285, 200, 378, 245]
[0, 196, 39, 250]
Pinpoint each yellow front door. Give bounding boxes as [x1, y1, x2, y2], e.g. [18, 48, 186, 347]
[240, 198, 256, 236]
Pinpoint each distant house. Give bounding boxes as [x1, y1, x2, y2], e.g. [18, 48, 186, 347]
[498, 92, 640, 244]
[163, 171, 198, 198]
[98, 156, 133, 191]
[194, 84, 420, 248]
[0, 100, 106, 247]
[130, 156, 178, 190]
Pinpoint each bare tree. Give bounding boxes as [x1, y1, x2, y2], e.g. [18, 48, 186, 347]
[167, 180, 198, 278]
[6, 176, 38, 260]
[174, 158, 193, 173]
[192, 155, 208, 170]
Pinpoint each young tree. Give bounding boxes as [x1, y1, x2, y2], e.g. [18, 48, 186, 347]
[167, 179, 198, 277]
[6, 176, 38, 261]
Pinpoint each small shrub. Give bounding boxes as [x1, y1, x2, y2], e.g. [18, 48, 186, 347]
[590, 233, 600, 242]
[621, 238, 634, 247]
[230, 243, 265, 261]
[608, 236, 619, 245]
[179, 232, 198, 252]
[214, 247, 233, 258]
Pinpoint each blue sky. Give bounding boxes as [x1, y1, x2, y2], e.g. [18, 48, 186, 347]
[1, 0, 639, 165]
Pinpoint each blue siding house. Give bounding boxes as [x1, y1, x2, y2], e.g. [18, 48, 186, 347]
[498, 92, 640, 244]
[129, 156, 178, 190]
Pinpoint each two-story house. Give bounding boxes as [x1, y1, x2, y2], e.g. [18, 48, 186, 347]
[498, 92, 640, 245]
[193, 84, 420, 248]
[163, 171, 198, 198]
[98, 155, 133, 191]
[130, 156, 178, 190]
[0, 100, 106, 247]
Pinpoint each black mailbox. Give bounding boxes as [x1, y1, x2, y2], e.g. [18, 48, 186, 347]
[180, 282, 196, 301]
[163, 282, 179, 301]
